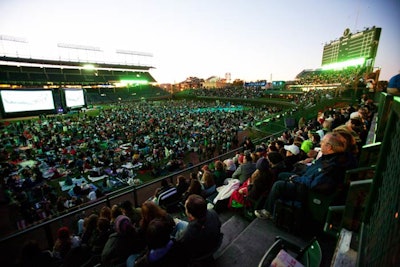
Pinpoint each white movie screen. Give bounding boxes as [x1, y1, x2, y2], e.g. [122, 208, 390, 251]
[65, 89, 85, 108]
[0, 90, 55, 113]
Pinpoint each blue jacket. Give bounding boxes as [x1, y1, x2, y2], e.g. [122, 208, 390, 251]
[293, 152, 357, 192]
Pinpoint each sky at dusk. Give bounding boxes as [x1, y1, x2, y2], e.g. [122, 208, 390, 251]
[0, 0, 399, 84]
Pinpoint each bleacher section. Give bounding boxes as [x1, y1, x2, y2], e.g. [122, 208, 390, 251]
[0, 56, 157, 86]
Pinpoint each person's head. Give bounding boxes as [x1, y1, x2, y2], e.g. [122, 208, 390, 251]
[284, 144, 300, 157]
[146, 218, 172, 249]
[322, 120, 332, 130]
[214, 160, 224, 171]
[244, 152, 253, 163]
[333, 127, 358, 155]
[185, 194, 207, 221]
[387, 73, 400, 95]
[140, 201, 167, 228]
[56, 226, 71, 241]
[267, 151, 284, 166]
[160, 179, 169, 188]
[114, 215, 132, 234]
[347, 118, 364, 133]
[176, 175, 186, 185]
[201, 170, 215, 188]
[275, 140, 285, 150]
[189, 172, 197, 180]
[187, 179, 202, 195]
[223, 158, 236, 172]
[256, 157, 269, 172]
[84, 214, 99, 231]
[97, 217, 111, 232]
[320, 132, 347, 155]
[110, 204, 122, 222]
[100, 206, 111, 220]
[120, 200, 134, 214]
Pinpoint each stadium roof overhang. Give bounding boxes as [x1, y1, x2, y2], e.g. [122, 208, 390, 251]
[0, 56, 154, 71]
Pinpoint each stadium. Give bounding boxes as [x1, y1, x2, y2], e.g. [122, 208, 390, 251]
[0, 26, 399, 267]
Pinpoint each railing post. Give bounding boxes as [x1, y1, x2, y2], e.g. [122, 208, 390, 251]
[44, 224, 54, 250]
[105, 195, 111, 208]
[132, 187, 139, 208]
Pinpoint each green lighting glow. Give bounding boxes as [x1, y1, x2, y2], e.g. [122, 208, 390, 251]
[322, 58, 365, 70]
[82, 64, 95, 70]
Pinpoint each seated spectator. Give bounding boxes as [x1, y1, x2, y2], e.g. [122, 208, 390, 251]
[80, 213, 99, 246]
[213, 160, 227, 187]
[52, 226, 81, 260]
[127, 218, 187, 267]
[255, 132, 357, 220]
[101, 215, 145, 267]
[139, 201, 175, 236]
[175, 175, 189, 197]
[232, 153, 256, 184]
[151, 179, 175, 204]
[182, 179, 202, 203]
[266, 151, 286, 182]
[177, 194, 222, 260]
[199, 170, 216, 198]
[228, 157, 273, 209]
[333, 127, 359, 157]
[110, 204, 123, 225]
[21, 239, 57, 267]
[91, 217, 112, 255]
[282, 143, 301, 172]
[120, 200, 142, 227]
[223, 158, 236, 178]
[334, 118, 364, 155]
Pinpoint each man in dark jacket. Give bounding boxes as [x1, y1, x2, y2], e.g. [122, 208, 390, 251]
[232, 153, 256, 184]
[177, 194, 222, 260]
[255, 132, 357, 219]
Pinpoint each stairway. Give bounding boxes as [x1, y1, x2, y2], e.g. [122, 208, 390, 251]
[214, 211, 336, 267]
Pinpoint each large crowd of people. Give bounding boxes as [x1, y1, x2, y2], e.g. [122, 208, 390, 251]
[1, 85, 378, 267]
[0, 99, 289, 230]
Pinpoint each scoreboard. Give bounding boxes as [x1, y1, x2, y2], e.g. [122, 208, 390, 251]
[322, 27, 381, 70]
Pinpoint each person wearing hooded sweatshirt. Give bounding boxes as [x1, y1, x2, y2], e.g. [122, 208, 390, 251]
[101, 215, 145, 267]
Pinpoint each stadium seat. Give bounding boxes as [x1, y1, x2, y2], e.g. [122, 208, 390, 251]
[157, 187, 181, 213]
[258, 236, 322, 267]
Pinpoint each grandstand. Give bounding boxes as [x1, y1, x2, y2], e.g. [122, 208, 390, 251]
[290, 27, 382, 92]
[0, 55, 172, 119]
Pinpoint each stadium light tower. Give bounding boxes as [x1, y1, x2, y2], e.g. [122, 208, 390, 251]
[116, 49, 153, 66]
[57, 43, 103, 62]
[0, 34, 28, 57]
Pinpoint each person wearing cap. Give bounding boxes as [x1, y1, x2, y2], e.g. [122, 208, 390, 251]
[387, 72, 400, 95]
[255, 132, 357, 220]
[283, 143, 301, 172]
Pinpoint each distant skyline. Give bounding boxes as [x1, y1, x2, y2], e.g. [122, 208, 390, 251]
[0, 0, 399, 83]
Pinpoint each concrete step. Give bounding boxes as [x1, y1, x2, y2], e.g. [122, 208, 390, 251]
[215, 218, 307, 267]
[214, 214, 250, 259]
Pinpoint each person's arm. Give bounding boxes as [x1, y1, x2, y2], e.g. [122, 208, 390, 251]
[232, 166, 241, 179]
